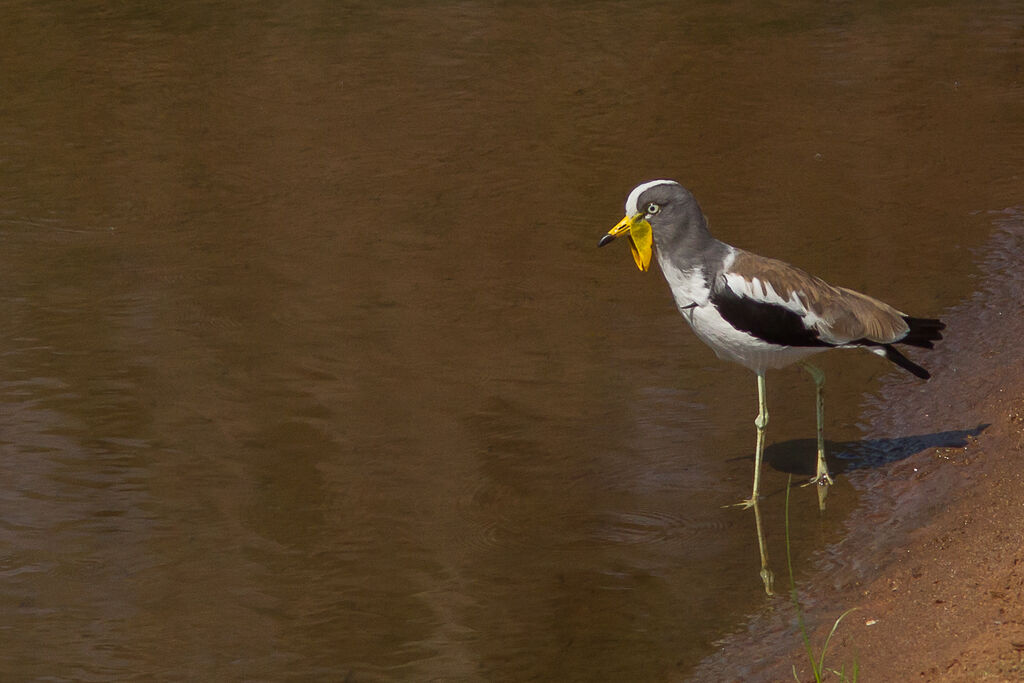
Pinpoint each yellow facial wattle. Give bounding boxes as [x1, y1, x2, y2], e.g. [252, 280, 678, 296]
[627, 218, 652, 272]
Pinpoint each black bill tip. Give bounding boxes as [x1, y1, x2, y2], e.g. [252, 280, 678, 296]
[597, 234, 616, 247]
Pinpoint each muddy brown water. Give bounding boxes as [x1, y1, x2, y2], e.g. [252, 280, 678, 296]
[1, 1, 1021, 680]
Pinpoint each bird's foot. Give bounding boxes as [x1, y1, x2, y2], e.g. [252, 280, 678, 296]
[724, 496, 758, 510]
[801, 472, 835, 488]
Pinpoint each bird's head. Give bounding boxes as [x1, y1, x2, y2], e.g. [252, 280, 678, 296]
[598, 180, 700, 271]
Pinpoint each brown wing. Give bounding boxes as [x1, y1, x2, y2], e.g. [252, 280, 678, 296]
[729, 250, 910, 345]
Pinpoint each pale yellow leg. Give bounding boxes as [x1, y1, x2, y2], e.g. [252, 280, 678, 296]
[731, 372, 768, 509]
[799, 362, 833, 511]
[752, 497, 774, 596]
[725, 373, 775, 593]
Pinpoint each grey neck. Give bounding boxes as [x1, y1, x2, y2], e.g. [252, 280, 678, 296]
[653, 209, 730, 277]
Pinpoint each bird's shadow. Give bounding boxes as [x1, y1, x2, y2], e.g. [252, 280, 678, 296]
[756, 424, 989, 478]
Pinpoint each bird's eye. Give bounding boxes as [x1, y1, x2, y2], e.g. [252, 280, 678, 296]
[646, 203, 660, 215]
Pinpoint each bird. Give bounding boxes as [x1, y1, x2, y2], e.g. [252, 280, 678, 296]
[598, 180, 944, 509]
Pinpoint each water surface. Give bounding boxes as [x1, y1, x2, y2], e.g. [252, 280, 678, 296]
[1, 1, 1021, 679]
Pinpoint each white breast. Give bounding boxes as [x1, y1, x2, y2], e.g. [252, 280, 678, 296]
[656, 250, 711, 312]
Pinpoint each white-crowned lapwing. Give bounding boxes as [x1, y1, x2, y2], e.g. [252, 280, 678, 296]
[599, 180, 944, 509]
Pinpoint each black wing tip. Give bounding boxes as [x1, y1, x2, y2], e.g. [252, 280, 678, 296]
[901, 316, 946, 349]
[884, 345, 931, 380]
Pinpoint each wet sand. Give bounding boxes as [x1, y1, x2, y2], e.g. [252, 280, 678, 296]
[820, 391, 1024, 680]
[695, 210, 1024, 680]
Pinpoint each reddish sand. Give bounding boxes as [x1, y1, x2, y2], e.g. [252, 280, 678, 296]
[796, 391, 1024, 681]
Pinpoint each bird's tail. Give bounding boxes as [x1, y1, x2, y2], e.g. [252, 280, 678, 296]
[881, 316, 944, 379]
[899, 316, 945, 349]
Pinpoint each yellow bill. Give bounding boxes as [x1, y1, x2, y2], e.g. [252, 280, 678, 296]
[598, 214, 653, 272]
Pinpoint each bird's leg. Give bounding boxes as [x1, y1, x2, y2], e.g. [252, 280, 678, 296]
[732, 372, 768, 509]
[799, 363, 834, 500]
[752, 497, 775, 596]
